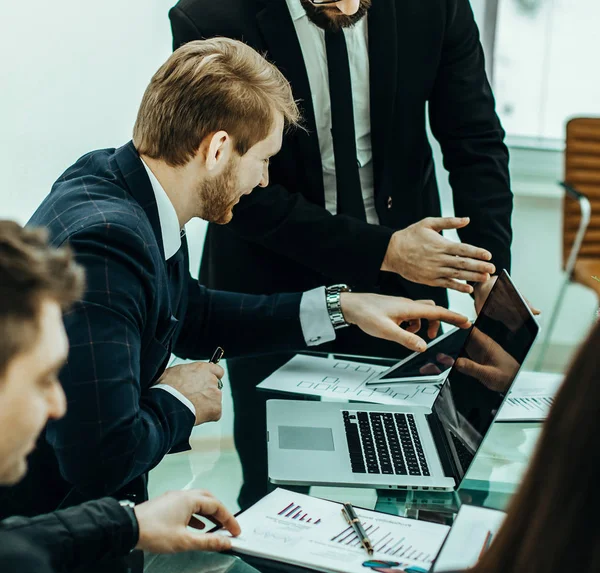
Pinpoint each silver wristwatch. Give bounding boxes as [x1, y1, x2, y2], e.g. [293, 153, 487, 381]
[325, 284, 351, 330]
[118, 499, 140, 548]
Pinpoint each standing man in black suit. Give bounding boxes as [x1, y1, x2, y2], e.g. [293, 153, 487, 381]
[170, 0, 516, 508]
[0, 37, 470, 522]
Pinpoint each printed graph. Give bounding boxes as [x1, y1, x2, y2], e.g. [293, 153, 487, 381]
[506, 396, 553, 411]
[277, 502, 321, 525]
[330, 521, 436, 564]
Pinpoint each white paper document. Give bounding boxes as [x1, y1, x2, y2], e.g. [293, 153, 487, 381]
[258, 354, 562, 423]
[432, 504, 506, 572]
[221, 488, 450, 573]
[257, 354, 442, 408]
[496, 371, 563, 422]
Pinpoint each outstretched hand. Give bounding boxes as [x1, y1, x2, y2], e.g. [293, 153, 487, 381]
[381, 217, 495, 293]
[340, 293, 471, 352]
[134, 490, 240, 554]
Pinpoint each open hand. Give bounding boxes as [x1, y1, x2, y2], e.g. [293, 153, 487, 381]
[134, 489, 240, 553]
[381, 217, 495, 294]
[340, 293, 471, 352]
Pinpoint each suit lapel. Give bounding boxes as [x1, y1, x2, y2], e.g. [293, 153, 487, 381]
[257, 0, 325, 204]
[114, 141, 166, 260]
[368, 0, 398, 195]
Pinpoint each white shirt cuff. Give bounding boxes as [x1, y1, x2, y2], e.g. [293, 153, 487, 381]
[152, 384, 196, 416]
[300, 287, 336, 346]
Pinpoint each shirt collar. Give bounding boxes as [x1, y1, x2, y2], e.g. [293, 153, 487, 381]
[140, 158, 182, 260]
[285, 0, 308, 22]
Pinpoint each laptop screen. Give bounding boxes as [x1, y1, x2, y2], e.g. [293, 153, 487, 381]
[431, 270, 539, 479]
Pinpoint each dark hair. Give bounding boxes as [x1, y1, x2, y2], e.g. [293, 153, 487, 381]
[0, 221, 85, 375]
[472, 321, 600, 573]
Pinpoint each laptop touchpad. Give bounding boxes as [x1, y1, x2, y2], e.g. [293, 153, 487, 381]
[278, 426, 335, 451]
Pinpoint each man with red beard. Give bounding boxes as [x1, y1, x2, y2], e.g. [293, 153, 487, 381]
[0, 36, 470, 530]
[170, 0, 515, 509]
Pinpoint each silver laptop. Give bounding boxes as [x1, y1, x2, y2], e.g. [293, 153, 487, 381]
[266, 270, 539, 491]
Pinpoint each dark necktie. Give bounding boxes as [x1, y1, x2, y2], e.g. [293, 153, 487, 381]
[325, 28, 367, 221]
[166, 244, 186, 322]
[159, 244, 185, 375]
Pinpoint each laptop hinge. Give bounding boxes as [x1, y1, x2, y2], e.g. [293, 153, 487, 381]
[427, 413, 460, 481]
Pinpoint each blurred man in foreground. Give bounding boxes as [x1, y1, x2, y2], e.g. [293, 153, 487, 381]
[0, 221, 241, 572]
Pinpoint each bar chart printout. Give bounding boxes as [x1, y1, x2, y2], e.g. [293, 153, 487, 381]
[225, 488, 450, 573]
[277, 501, 321, 524]
[331, 520, 436, 564]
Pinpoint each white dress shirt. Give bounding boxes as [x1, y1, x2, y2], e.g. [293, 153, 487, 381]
[285, 0, 379, 225]
[140, 159, 336, 416]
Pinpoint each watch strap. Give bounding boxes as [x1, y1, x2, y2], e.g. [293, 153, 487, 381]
[325, 284, 351, 330]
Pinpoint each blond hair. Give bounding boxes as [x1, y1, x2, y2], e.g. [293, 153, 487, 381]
[133, 38, 300, 166]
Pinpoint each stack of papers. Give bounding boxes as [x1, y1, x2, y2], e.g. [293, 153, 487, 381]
[257, 355, 564, 423]
[220, 488, 450, 573]
[258, 354, 440, 408]
[496, 371, 563, 422]
[432, 505, 506, 571]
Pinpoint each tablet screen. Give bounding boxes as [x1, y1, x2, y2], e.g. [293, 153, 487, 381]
[376, 327, 472, 380]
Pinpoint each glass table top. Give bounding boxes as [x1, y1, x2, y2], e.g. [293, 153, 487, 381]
[145, 419, 542, 572]
[307, 420, 542, 523]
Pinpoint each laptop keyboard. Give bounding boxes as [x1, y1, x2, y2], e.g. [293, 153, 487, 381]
[450, 432, 474, 470]
[342, 411, 430, 476]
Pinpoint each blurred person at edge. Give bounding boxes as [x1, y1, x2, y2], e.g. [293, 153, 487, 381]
[0, 221, 243, 573]
[452, 320, 600, 573]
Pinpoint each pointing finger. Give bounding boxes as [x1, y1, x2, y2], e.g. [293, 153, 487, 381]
[424, 216, 470, 232]
[377, 319, 428, 352]
[403, 304, 471, 329]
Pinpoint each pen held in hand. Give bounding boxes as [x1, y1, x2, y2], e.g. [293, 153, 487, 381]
[210, 347, 224, 364]
[210, 347, 224, 389]
[342, 502, 374, 556]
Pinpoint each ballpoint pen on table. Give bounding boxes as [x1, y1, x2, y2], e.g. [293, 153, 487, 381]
[210, 346, 224, 389]
[342, 502, 374, 555]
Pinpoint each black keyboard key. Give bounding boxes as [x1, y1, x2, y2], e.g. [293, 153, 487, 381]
[343, 412, 367, 474]
[344, 410, 429, 478]
[451, 433, 474, 470]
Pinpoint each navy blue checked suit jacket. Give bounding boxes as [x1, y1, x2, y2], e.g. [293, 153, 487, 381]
[0, 141, 307, 518]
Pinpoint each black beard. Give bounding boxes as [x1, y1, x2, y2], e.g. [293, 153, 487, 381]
[298, 0, 372, 32]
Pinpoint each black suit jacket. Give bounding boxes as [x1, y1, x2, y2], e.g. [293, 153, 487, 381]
[0, 498, 136, 573]
[0, 142, 308, 518]
[169, 0, 512, 356]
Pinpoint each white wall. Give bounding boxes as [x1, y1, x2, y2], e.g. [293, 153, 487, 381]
[0, 0, 592, 373]
[494, 0, 600, 139]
